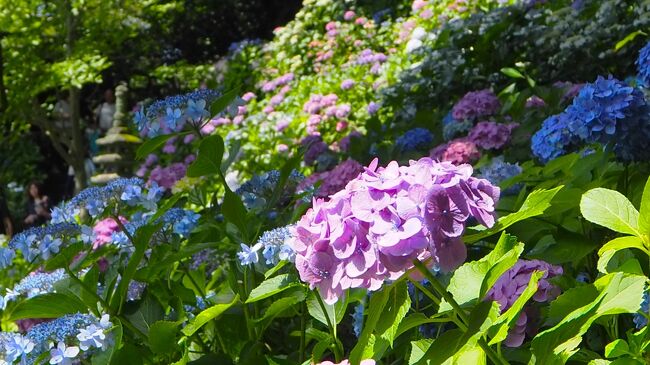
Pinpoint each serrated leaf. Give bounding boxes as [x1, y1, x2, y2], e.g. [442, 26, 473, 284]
[531, 272, 645, 364]
[441, 232, 523, 312]
[465, 187, 563, 242]
[149, 321, 181, 355]
[639, 175, 650, 235]
[604, 339, 629, 358]
[247, 274, 300, 303]
[9, 293, 87, 320]
[186, 134, 224, 178]
[182, 295, 239, 337]
[580, 188, 640, 237]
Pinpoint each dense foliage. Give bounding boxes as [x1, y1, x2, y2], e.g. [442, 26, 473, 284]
[2, 0, 650, 364]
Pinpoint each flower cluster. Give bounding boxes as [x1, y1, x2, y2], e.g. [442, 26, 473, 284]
[290, 158, 499, 304]
[486, 259, 563, 347]
[301, 135, 330, 166]
[479, 157, 523, 195]
[303, 94, 352, 135]
[442, 113, 473, 141]
[468, 121, 518, 150]
[8, 223, 81, 266]
[1, 270, 66, 308]
[298, 159, 364, 199]
[92, 217, 127, 249]
[395, 128, 434, 153]
[261, 73, 294, 93]
[636, 41, 650, 87]
[135, 89, 221, 138]
[0, 313, 112, 365]
[430, 139, 480, 165]
[238, 225, 295, 267]
[532, 76, 650, 162]
[355, 49, 387, 74]
[236, 170, 304, 211]
[451, 89, 501, 121]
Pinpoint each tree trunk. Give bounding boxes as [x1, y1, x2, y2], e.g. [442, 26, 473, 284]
[0, 35, 7, 114]
[69, 87, 87, 192]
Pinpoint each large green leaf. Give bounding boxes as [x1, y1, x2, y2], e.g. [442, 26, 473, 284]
[306, 291, 348, 328]
[136, 133, 185, 160]
[222, 189, 249, 239]
[9, 293, 87, 320]
[149, 320, 181, 355]
[531, 272, 645, 364]
[91, 322, 122, 365]
[209, 86, 241, 117]
[441, 233, 523, 312]
[246, 274, 301, 303]
[465, 187, 563, 242]
[182, 294, 239, 337]
[638, 176, 650, 236]
[597, 236, 648, 271]
[186, 134, 225, 178]
[580, 188, 640, 237]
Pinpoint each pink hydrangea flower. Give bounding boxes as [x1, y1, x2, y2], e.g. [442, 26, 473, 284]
[290, 158, 499, 304]
[242, 92, 256, 102]
[430, 139, 480, 164]
[486, 259, 563, 347]
[343, 10, 356, 21]
[93, 216, 127, 249]
[468, 121, 518, 150]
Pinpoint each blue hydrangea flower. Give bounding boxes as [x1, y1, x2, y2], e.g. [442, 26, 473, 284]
[10, 269, 66, 301]
[257, 226, 294, 266]
[442, 115, 473, 141]
[172, 210, 200, 237]
[3, 334, 34, 363]
[9, 224, 81, 264]
[634, 290, 649, 329]
[531, 113, 575, 163]
[0, 247, 15, 269]
[636, 41, 650, 87]
[236, 170, 304, 211]
[38, 235, 62, 260]
[237, 243, 262, 266]
[395, 128, 434, 152]
[352, 302, 364, 337]
[163, 107, 183, 131]
[49, 342, 80, 365]
[479, 157, 523, 195]
[186, 99, 209, 121]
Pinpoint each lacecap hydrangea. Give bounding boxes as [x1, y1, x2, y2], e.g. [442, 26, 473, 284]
[289, 158, 500, 304]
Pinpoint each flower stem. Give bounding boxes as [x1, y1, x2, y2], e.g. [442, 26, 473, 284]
[413, 260, 509, 365]
[316, 290, 343, 362]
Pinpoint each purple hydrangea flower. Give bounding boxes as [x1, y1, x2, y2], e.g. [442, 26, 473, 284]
[452, 89, 501, 121]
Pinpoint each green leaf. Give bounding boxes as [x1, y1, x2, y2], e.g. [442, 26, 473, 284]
[409, 339, 433, 364]
[350, 287, 390, 364]
[9, 293, 87, 320]
[110, 224, 159, 311]
[638, 175, 650, 235]
[210, 86, 241, 116]
[605, 339, 630, 358]
[221, 139, 241, 173]
[182, 294, 239, 337]
[375, 281, 411, 346]
[531, 272, 646, 364]
[254, 290, 305, 330]
[222, 189, 248, 239]
[599, 236, 648, 258]
[136, 133, 183, 160]
[307, 291, 348, 327]
[615, 31, 647, 51]
[441, 233, 523, 312]
[488, 271, 542, 345]
[148, 321, 181, 355]
[501, 67, 524, 79]
[547, 285, 599, 326]
[247, 274, 301, 303]
[186, 134, 225, 177]
[465, 187, 563, 243]
[580, 188, 640, 237]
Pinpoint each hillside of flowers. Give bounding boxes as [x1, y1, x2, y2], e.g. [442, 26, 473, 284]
[3, 0, 650, 364]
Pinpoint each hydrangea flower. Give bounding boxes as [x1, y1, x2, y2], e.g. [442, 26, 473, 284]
[442, 113, 473, 141]
[315, 360, 375, 365]
[298, 159, 364, 199]
[237, 243, 262, 266]
[486, 259, 563, 347]
[451, 89, 501, 121]
[531, 113, 574, 163]
[636, 41, 650, 87]
[468, 122, 518, 150]
[49, 342, 79, 365]
[135, 89, 221, 137]
[430, 139, 480, 165]
[634, 290, 649, 329]
[7, 269, 66, 303]
[236, 170, 304, 211]
[3, 334, 34, 363]
[254, 226, 295, 266]
[395, 128, 434, 152]
[9, 224, 81, 265]
[290, 158, 499, 304]
[479, 157, 523, 195]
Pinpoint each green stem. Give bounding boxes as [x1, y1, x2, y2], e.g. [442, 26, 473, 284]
[64, 266, 147, 340]
[241, 267, 256, 340]
[316, 290, 342, 362]
[413, 260, 509, 365]
[299, 301, 307, 363]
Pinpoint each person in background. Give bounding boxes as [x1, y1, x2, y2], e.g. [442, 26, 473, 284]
[95, 88, 116, 134]
[24, 182, 50, 228]
[0, 189, 13, 238]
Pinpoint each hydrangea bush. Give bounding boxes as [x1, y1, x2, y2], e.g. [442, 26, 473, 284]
[2, 0, 650, 364]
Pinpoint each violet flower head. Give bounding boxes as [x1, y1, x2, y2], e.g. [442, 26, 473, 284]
[430, 139, 480, 165]
[451, 89, 501, 121]
[468, 121, 518, 150]
[486, 259, 563, 347]
[290, 158, 500, 304]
